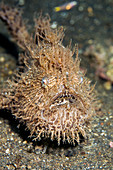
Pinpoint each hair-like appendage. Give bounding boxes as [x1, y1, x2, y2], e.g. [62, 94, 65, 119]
[0, 2, 30, 49]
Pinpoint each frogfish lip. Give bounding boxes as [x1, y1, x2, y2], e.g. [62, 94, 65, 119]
[49, 90, 85, 109]
[41, 89, 86, 126]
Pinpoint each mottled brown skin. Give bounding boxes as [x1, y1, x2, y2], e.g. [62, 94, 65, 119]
[0, 4, 96, 145]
